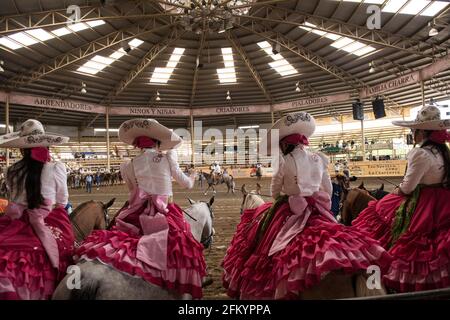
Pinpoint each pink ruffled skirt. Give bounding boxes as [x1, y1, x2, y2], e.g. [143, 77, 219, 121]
[0, 207, 74, 300]
[75, 203, 206, 299]
[222, 200, 391, 299]
[352, 187, 450, 292]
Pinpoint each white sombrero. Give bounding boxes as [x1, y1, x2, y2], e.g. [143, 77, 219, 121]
[392, 105, 450, 130]
[260, 111, 316, 155]
[0, 119, 69, 148]
[118, 118, 182, 151]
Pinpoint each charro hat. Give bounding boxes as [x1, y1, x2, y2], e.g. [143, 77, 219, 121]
[118, 118, 182, 151]
[0, 119, 69, 148]
[392, 105, 450, 130]
[260, 111, 316, 155]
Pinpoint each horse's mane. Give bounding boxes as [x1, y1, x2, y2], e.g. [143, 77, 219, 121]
[70, 200, 96, 221]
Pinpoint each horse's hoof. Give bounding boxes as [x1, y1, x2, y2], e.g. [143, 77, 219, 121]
[202, 277, 214, 288]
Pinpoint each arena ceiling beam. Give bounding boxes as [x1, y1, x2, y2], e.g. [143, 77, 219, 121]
[237, 22, 361, 92]
[5, 19, 175, 88]
[189, 32, 206, 108]
[103, 26, 183, 103]
[238, 22, 406, 113]
[236, 5, 449, 58]
[225, 30, 273, 104]
[0, 1, 180, 35]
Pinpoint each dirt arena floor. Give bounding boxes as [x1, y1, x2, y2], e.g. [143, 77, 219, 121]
[68, 176, 402, 299]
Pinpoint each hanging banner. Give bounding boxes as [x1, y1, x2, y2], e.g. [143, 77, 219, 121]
[193, 105, 271, 116]
[273, 93, 352, 111]
[360, 54, 450, 99]
[0, 91, 106, 114]
[109, 106, 190, 117]
[360, 71, 421, 99]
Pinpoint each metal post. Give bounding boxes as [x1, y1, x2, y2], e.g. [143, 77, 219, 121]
[190, 112, 195, 165]
[361, 118, 365, 161]
[421, 81, 425, 106]
[270, 104, 275, 125]
[106, 108, 110, 171]
[5, 94, 10, 167]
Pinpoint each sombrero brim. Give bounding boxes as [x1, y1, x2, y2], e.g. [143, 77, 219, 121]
[392, 119, 450, 130]
[0, 131, 69, 148]
[119, 119, 182, 151]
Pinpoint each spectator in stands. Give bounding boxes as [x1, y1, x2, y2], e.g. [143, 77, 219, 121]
[86, 174, 93, 193]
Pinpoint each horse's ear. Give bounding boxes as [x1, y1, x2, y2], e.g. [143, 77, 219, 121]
[358, 182, 364, 189]
[104, 198, 116, 209]
[241, 184, 248, 195]
[380, 183, 384, 191]
[256, 183, 262, 195]
[209, 196, 215, 207]
[187, 197, 196, 205]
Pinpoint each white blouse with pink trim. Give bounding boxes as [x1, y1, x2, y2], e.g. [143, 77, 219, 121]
[6, 161, 68, 207]
[120, 148, 195, 196]
[270, 146, 332, 199]
[399, 145, 445, 195]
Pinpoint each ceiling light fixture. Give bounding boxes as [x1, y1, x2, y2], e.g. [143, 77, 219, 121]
[295, 81, 301, 92]
[81, 82, 87, 94]
[176, 0, 250, 34]
[369, 62, 375, 73]
[428, 21, 439, 37]
[0, 60, 4, 72]
[156, 90, 161, 101]
[226, 90, 231, 100]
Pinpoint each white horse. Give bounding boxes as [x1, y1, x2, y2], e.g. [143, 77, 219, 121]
[52, 197, 215, 300]
[239, 185, 386, 299]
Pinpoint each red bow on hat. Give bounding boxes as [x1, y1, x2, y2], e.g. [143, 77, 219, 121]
[430, 130, 450, 144]
[133, 136, 157, 149]
[280, 133, 309, 146]
[30, 147, 51, 163]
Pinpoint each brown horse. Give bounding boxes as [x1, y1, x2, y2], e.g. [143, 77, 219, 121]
[238, 189, 386, 299]
[70, 198, 116, 243]
[340, 188, 376, 226]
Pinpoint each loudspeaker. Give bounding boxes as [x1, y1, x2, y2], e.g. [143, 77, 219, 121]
[372, 98, 386, 119]
[352, 101, 364, 120]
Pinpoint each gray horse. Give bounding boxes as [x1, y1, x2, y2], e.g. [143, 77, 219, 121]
[202, 172, 235, 195]
[52, 197, 215, 300]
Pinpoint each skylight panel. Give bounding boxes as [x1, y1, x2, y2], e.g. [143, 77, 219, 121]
[331, 37, 353, 49]
[91, 55, 115, 65]
[77, 38, 144, 75]
[421, 1, 449, 16]
[0, 37, 22, 49]
[9, 32, 38, 46]
[67, 22, 89, 32]
[129, 38, 144, 49]
[353, 46, 376, 56]
[25, 28, 54, 41]
[400, 0, 429, 15]
[257, 41, 298, 77]
[382, 0, 409, 13]
[150, 48, 185, 84]
[86, 20, 106, 27]
[342, 41, 366, 52]
[342, 0, 384, 3]
[77, 66, 99, 75]
[109, 49, 126, 59]
[217, 47, 237, 84]
[51, 27, 71, 37]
